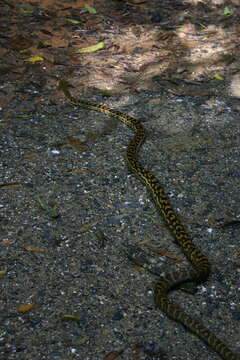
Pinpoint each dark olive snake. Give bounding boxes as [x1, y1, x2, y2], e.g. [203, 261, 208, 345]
[60, 81, 239, 360]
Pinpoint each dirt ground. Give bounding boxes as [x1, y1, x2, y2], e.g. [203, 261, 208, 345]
[0, 1, 239, 360]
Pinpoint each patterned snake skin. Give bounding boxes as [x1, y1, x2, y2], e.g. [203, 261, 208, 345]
[60, 81, 239, 360]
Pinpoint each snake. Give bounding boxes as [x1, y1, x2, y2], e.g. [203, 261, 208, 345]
[59, 80, 239, 360]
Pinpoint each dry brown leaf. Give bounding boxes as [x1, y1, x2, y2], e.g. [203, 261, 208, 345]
[51, 32, 69, 48]
[0, 270, 7, 276]
[104, 349, 124, 360]
[133, 264, 145, 271]
[20, 245, 44, 252]
[9, 35, 33, 50]
[67, 136, 86, 151]
[1, 239, 14, 245]
[137, 240, 184, 261]
[17, 303, 35, 313]
[0, 183, 23, 188]
[128, 0, 148, 3]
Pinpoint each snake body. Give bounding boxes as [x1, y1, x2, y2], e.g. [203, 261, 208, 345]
[60, 82, 239, 360]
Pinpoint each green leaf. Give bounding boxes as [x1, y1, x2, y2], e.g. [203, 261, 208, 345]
[20, 9, 33, 14]
[63, 314, 81, 321]
[84, 4, 97, 14]
[0, 270, 7, 276]
[67, 18, 81, 25]
[36, 197, 60, 218]
[223, 7, 232, 15]
[213, 73, 224, 81]
[75, 41, 105, 54]
[24, 56, 44, 63]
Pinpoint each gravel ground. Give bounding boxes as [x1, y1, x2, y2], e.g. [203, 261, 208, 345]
[0, 85, 239, 360]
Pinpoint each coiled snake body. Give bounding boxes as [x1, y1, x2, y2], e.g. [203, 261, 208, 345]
[60, 82, 239, 360]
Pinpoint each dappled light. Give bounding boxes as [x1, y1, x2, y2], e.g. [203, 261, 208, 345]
[0, 1, 239, 360]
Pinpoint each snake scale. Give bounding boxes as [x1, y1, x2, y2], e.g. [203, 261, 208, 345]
[60, 81, 239, 360]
